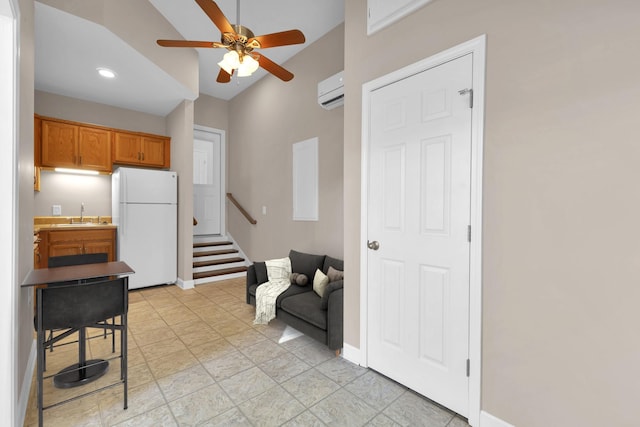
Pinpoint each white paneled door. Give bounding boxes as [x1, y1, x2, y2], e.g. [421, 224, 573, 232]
[367, 53, 473, 416]
[193, 134, 221, 236]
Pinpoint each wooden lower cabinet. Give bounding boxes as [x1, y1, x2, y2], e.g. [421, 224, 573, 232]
[38, 228, 116, 269]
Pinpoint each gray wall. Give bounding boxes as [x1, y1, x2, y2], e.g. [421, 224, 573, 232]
[226, 24, 345, 261]
[343, 0, 640, 426]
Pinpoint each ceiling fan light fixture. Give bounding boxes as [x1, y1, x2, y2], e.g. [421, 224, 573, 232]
[237, 55, 259, 77]
[218, 50, 240, 74]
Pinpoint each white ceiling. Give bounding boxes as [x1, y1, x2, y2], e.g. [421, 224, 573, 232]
[34, 0, 344, 116]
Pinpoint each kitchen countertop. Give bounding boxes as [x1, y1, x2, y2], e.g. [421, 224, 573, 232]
[34, 216, 116, 232]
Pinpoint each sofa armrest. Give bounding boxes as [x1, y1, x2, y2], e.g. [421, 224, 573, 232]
[246, 262, 268, 304]
[326, 288, 344, 350]
[246, 264, 258, 304]
[321, 279, 343, 310]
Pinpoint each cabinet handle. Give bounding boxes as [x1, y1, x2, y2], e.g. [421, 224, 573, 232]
[141, 152, 144, 161]
[137, 152, 141, 160]
[79, 156, 82, 165]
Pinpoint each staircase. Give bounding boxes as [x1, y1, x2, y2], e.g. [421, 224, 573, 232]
[192, 236, 249, 285]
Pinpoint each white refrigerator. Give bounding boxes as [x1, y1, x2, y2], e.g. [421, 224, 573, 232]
[112, 167, 177, 289]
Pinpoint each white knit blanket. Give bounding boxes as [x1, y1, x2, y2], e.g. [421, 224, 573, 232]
[253, 257, 292, 325]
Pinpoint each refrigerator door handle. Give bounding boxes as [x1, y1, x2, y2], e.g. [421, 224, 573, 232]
[122, 172, 128, 204]
[121, 203, 126, 236]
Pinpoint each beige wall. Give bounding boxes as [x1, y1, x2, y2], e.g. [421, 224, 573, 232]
[344, 0, 640, 426]
[194, 93, 228, 132]
[167, 100, 195, 285]
[33, 90, 170, 217]
[35, 90, 167, 134]
[227, 24, 344, 261]
[16, 0, 35, 420]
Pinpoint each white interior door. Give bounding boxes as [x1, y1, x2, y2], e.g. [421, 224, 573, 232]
[367, 53, 473, 416]
[193, 134, 221, 236]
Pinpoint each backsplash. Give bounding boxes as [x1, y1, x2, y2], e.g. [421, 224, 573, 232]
[33, 170, 112, 217]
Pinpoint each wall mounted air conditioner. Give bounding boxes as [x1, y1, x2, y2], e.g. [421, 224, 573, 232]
[318, 71, 344, 110]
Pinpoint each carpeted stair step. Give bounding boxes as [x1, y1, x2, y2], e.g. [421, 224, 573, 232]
[193, 266, 248, 280]
[193, 257, 245, 268]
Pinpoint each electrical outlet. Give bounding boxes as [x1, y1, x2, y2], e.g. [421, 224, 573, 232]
[262, 206, 267, 215]
[52, 205, 62, 216]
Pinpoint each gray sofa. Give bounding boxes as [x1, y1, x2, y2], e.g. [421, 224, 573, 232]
[246, 250, 343, 351]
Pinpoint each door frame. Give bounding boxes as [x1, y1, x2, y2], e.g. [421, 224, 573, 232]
[1, 0, 18, 424]
[359, 35, 486, 426]
[193, 124, 226, 236]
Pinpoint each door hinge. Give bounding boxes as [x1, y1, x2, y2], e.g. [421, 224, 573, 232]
[466, 359, 470, 377]
[467, 225, 471, 242]
[458, 88, 473, 108]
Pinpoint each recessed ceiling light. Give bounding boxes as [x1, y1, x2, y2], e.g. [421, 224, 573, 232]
[97, 67, 117, 79]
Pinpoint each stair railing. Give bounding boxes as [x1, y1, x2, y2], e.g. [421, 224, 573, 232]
[226, 193, 257, 225]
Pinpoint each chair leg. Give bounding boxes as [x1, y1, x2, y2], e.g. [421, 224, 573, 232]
[111, 316, 116, 353]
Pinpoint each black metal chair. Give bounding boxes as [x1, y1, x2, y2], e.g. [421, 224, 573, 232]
[36, 275, 128, 427]
[37, 253, 114, 367]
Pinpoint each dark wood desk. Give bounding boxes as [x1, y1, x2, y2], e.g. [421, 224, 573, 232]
[23, 261, 134, 385]
[22, 261, 134, 288]
[23, 262, 133, 427]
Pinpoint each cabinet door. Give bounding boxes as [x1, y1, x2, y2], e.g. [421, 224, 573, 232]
[49, 242, 84, 258]
[140, 136, 167, 167]
[83, 239, 114, 260]
[113, 132, 142, 165]
[41, 120, 78, 168]
[34, 116, 41, 167]
[78, 127, 111, 172]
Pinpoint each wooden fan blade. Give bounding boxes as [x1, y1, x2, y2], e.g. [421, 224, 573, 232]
[157, 40, 225, 48]
[195, 0, 235, 36]
[247, 29, 305, 49]
[216, 68, 232, 83]
[255, 54, 294, 82]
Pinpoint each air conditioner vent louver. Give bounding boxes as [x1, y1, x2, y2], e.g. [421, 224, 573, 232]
[318, 71, 344, 110]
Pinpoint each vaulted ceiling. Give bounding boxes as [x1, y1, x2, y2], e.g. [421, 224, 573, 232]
[34, 0, 344, 116]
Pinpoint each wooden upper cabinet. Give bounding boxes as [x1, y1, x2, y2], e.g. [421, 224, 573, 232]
[78, 127, 111, 171]
[113, 132, 140, 164]
[36, 115, 170, 171]
[40, 118, 112, 173]
[41, 120, 78, 169]
[141, 136, 168, 167]
[113, 131, 170, 168]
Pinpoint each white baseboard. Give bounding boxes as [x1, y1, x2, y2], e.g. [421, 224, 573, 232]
[480, 411, 515, 427]
[176, 277, 194, 290]
[341, 343, 361, 365]
[17, 340, 36, 427]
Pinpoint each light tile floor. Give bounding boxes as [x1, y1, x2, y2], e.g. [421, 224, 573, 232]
[24, 277, 470, 427]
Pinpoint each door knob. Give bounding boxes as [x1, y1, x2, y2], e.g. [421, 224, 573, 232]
[367, 240, 380, 250]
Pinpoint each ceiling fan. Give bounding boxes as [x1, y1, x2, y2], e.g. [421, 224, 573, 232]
[157, 0, 306, 83]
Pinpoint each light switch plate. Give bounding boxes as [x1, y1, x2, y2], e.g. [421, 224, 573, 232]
[52, 204, 62, 216]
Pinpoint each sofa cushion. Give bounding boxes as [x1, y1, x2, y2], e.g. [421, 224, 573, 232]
[322, 256, 343, 275]
[327, 266, 344, 283]
[289, 250, 325, 281]
[313, 269, 329, 297]
[280, 292, 327, 330]
[321, 279, 343, 310]
[275, 284, 312, 308]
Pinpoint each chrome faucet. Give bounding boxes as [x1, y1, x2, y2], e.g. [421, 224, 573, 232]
[80, 202, 85, 223]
